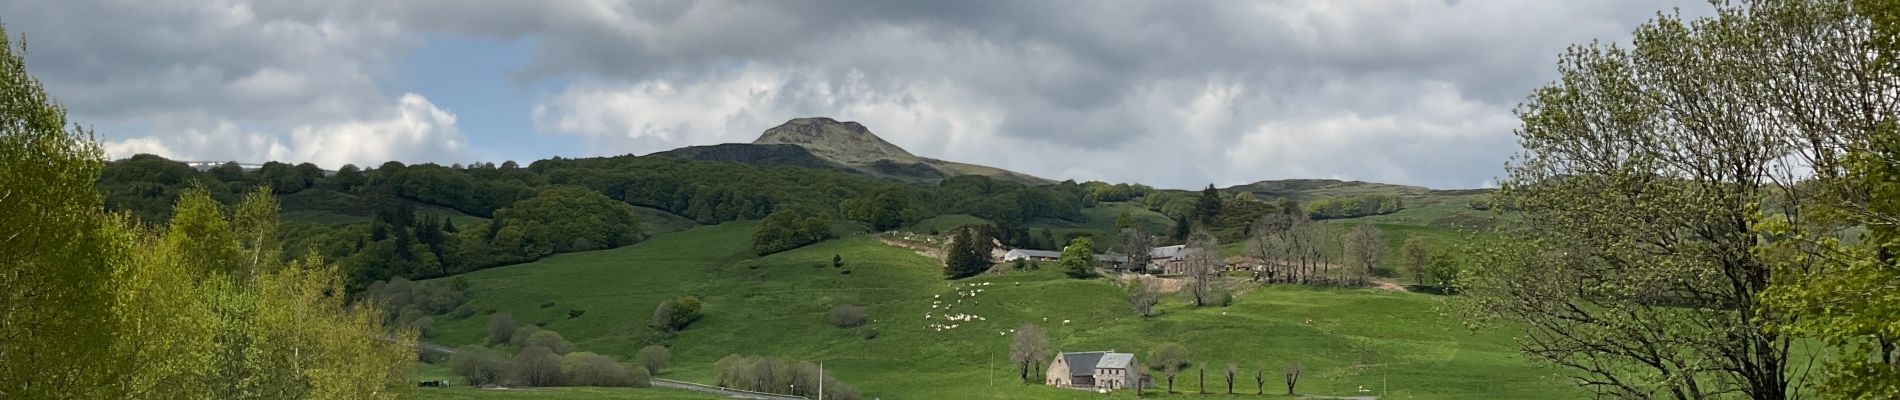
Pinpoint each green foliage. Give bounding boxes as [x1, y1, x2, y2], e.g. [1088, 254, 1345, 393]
[562, 352, 647, 388]
[494, 185, 644, 255]
[98, 154, 241, 222]
[1452, 2, 1864, 396]
[1083, 181, 1154, 202]
[651, 296, 704, 332]
[1194, 184, 1223, 226]
[1423, 251, 1461, 293]
[1399, 237, 1431, 286]
[1303, 195, 1402, 220]
[1059, 236, 1098, 279]
[1758, 87, 1900, 397]
[943, 226, 993, 279]
[842, 187, 917, 231]
[452, 346, 511, 386]
[1148, 342, 1189, 370]
[751, 207, 834, 255]
[0, 27, 119, 392]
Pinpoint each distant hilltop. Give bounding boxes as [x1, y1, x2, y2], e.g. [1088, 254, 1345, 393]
[649, 117, 1051, 185]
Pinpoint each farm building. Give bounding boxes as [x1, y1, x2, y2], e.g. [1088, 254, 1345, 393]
[1002, 248, 1062, 262]
[1045, 351, 1145, 390]
[1002, 248, 1131, 264]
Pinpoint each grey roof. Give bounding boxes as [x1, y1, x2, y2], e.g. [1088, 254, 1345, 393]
[1060, 352, 1108, 377]
[1006, 249, 1062, 259]
[1149, 245, 1187, 260]
[1095, 353, 1135, 370]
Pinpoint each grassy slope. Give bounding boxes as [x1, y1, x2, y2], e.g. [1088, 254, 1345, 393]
[423, 222, 1574, 399]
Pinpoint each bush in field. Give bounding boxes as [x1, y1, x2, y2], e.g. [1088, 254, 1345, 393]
[510, 324, 544, 347]
[713, 354, 863, 400]
[510, 345, 565, 387]
[828, 305, 869, 328]
[486, 313, 515, 344]
[650, 296, 704, 332]
[451, 346, 510, 386]
[525, 330, 575, 355]
[561, 352, 647, 387]
[636, 345, 669, 375]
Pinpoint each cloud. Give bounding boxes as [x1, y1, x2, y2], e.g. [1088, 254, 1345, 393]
[11, 0, 1711, 188]
[505, 0, 1702, 189]
[102, 94, 468, 169]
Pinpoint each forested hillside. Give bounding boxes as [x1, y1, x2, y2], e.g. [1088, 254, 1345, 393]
[95, 153, 1105, 291]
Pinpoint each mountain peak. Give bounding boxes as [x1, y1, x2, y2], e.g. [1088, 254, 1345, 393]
[753, 117, 916, 164]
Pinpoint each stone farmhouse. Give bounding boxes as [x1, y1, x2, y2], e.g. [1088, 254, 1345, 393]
[1045, 351, 1146, 391]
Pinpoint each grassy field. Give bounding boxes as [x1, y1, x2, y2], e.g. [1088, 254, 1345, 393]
[419, 220, 1575, 399]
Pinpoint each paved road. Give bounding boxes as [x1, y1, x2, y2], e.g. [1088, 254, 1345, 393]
[417, 341, 805, 399]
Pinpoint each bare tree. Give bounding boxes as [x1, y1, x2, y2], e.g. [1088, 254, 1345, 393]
[1118, 227, 1154, 272]
[1008, 324, 1050, 383]
[1224, 363, 1237, 394]
[1283, 362, 1302, 395]
[1198, 363, 1206, 394]
[1344, 223, 1385, 286]
[1124, 276, 1160, 317]
[1183, 227, 1223, 307]
[1247, 212, 1300, 283]
[1255, 365, 1266, 394]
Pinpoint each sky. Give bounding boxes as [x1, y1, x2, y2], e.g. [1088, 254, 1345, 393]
[4, 0, 1709, 190]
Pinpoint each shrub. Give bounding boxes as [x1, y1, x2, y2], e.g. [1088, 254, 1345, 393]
[636, 345, 669, 375]
[828, 305, 868, 328]
[487, 313, 516, 344]
[451, 303, 477, 319]
[510, 345, 565, 387]
[651, 296, 704, 332]
[510, 325, 544, 348]
[413, 316, 437, 338]
[525, 330, 575, 355]
[713, 354, 864, 400]
[450, 346, 509, 386]
[562, 352, 646, 387]
[1208, 291, 1233, 307]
